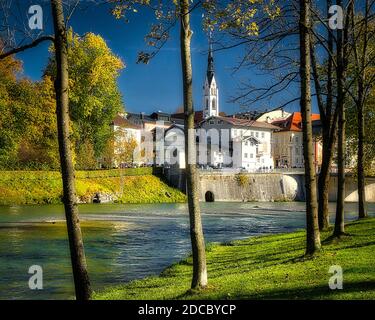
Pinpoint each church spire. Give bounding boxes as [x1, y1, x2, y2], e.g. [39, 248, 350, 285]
[203, 31, 219, 119]
[207, 31, 215, 86]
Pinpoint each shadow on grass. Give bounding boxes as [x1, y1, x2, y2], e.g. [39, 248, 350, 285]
[322, 233, 352, 245]
[214, 281, 375, 300]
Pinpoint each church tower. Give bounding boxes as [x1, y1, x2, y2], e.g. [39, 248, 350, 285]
[203, 34, 219, 119]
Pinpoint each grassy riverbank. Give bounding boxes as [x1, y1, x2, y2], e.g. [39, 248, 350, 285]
[94, 217, 375, 300]
[0, 169, 186, 205]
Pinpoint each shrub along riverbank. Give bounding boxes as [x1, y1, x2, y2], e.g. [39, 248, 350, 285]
[94, 218, 375, 300]
[0, 168, 186, 205]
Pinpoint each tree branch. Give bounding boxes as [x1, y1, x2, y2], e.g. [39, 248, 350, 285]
[0, 35, 55, 60]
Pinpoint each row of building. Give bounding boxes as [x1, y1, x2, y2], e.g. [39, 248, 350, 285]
[109, 41, 323, 172]
[111, 108, 322, 172]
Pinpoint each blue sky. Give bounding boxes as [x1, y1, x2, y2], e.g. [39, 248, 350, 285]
[13, 1, 302, 116]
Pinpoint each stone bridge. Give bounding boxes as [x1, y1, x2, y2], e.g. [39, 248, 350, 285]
[162, 168, 375, 202]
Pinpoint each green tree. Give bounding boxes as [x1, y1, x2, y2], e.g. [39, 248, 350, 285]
[17, 77, 59, 169]
[0, 49, 24, 168]
[0, 44, 59, 170]
[45, 31, 125, 169]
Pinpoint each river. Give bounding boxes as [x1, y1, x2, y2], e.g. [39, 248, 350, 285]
[0, 202, 373, 299]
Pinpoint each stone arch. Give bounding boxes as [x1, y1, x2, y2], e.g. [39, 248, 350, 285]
[205, 191, 215, 202]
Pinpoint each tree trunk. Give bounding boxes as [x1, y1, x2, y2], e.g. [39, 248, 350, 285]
[316, 0, 337, 231]
[357, 82, 367, 219]
[318, 134, 333, 230]
[179, 0, 208, 289]
[333, 0, 349, 238]
[299, 0, 321, 255]
[356, 1, 369, 220]
[51, 0, 92, 300]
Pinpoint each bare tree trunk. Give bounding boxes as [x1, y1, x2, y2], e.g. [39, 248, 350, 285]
[357, 81, 368, 219]
[311, 35, 336, 231]
[51, 0, 92, 300]
[356, 0, 369, 220]
[299, 0, 321, 255]
[179, 0, 208, 289]
[333, 0, 352, 238]
[334, 78, 346, 236]
[318, 132, 335, 229]
[315, 0, 337, 230]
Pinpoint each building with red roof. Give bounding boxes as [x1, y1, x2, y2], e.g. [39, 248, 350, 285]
[271, 112, 322, 169]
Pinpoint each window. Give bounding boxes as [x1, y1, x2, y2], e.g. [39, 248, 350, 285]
[206, 99, 209, 110]
[212, 98, 216, 110]
[256, 132, 259, 138]
[251, 131, 254, 136]
[261, 132, 265, 138]
[245, 141, 249, 146]
[295, 136, 299, 143]
[244, 153, 248, 158]
[250, 153, 254, 158]
[209, 120, 214, 125]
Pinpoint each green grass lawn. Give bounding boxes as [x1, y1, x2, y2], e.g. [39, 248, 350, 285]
[0, 169, 186, 205]
[94, 217, 375, 300]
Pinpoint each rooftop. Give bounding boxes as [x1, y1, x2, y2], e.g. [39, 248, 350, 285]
[272, 112, 320, 132]
[200, 116, 280, 130]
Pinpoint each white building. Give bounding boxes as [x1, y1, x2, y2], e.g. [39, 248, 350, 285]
[110, 114, 142, 167]
[256, 107, 291, 123]
[198, 116, 277, 171]
[164, 124, 186, 169]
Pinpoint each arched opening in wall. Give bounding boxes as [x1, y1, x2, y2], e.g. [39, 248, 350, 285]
[205, 191, 215, 202]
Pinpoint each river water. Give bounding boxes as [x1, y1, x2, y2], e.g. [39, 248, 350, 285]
[0, 202, 373, 300]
